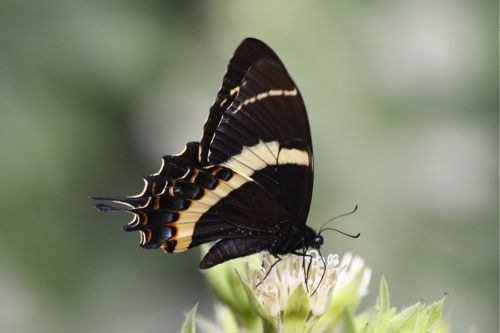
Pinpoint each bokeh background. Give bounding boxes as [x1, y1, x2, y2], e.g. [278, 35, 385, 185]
[0, 1, 497, 332]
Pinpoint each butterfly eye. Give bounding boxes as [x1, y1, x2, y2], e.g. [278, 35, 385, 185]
[312, 235, 324, 248]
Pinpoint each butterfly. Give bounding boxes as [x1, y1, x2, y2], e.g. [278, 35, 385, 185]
[92, 38, 326, 270]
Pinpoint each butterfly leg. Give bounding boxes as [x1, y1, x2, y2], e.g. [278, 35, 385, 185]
[311, 249, 327, 296]
[305, 251, 314, 288]
[256, 254, 282, 287]
[291, 250, 314, 293]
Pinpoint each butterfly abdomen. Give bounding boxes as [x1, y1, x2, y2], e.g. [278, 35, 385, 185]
[199, 238, 269, 269]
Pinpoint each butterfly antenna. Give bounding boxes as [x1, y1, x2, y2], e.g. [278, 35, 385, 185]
[318, 204, 358, 234]
[319, 227, 360, 238]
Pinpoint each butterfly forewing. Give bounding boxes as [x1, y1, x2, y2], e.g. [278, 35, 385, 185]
[199, 38, 284, 166]
[204, 53, 314, 233]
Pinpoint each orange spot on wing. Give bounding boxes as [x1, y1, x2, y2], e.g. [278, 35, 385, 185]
[161, 240, 177, 253]
[190, 169, 199, 182]
[145, 229, 152, 243]
[168, 183, 175, 196]
[139, 212, 148, 225]
[210, 167, 221, 175]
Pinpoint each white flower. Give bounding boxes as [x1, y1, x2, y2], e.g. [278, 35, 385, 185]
[244, 251, 372, 320]
[334, 252, 372, 299]
[245, 251, 339, 317]
[195, 250, 448, 333]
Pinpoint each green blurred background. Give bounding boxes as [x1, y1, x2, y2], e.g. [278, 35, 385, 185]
[0, 1, 497, 332]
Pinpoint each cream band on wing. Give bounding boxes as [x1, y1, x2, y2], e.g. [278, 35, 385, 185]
[232, 88, 297, 114]
[163, 171, 250, 252]
[221, 140, 309, 177]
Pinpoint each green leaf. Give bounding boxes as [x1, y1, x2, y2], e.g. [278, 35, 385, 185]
[366, 308, 396, 333]
[215, 303, 240, 333]
[181, 303, 198, 333]
[202, 246, 244, 309]
[387, 302, 421, 332]
[194, 314, 221, 333]
[415, 311, 430, 332]
[426, 296, 445, 328]
[376, 275, 390, 313]
[283, 284, 310, 332]
[431, 320, 450, 333]
[353, 309, 370, 333]
[363, 275, 392, 333]
[365, 294, 448, 333]
[360, 277, 447, 333]
[200, 246, 259, 329]
[236, 270, 278, 333]
[342, 310, 357, 333]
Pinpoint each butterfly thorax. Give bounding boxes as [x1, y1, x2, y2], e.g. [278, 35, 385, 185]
[270, 225, 323, 255]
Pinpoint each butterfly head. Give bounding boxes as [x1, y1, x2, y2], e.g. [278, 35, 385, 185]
[310, 235, 324, 249]
[303, 226, 324, 249]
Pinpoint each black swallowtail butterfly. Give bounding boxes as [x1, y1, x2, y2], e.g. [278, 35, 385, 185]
[92, 38, 325, 269]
